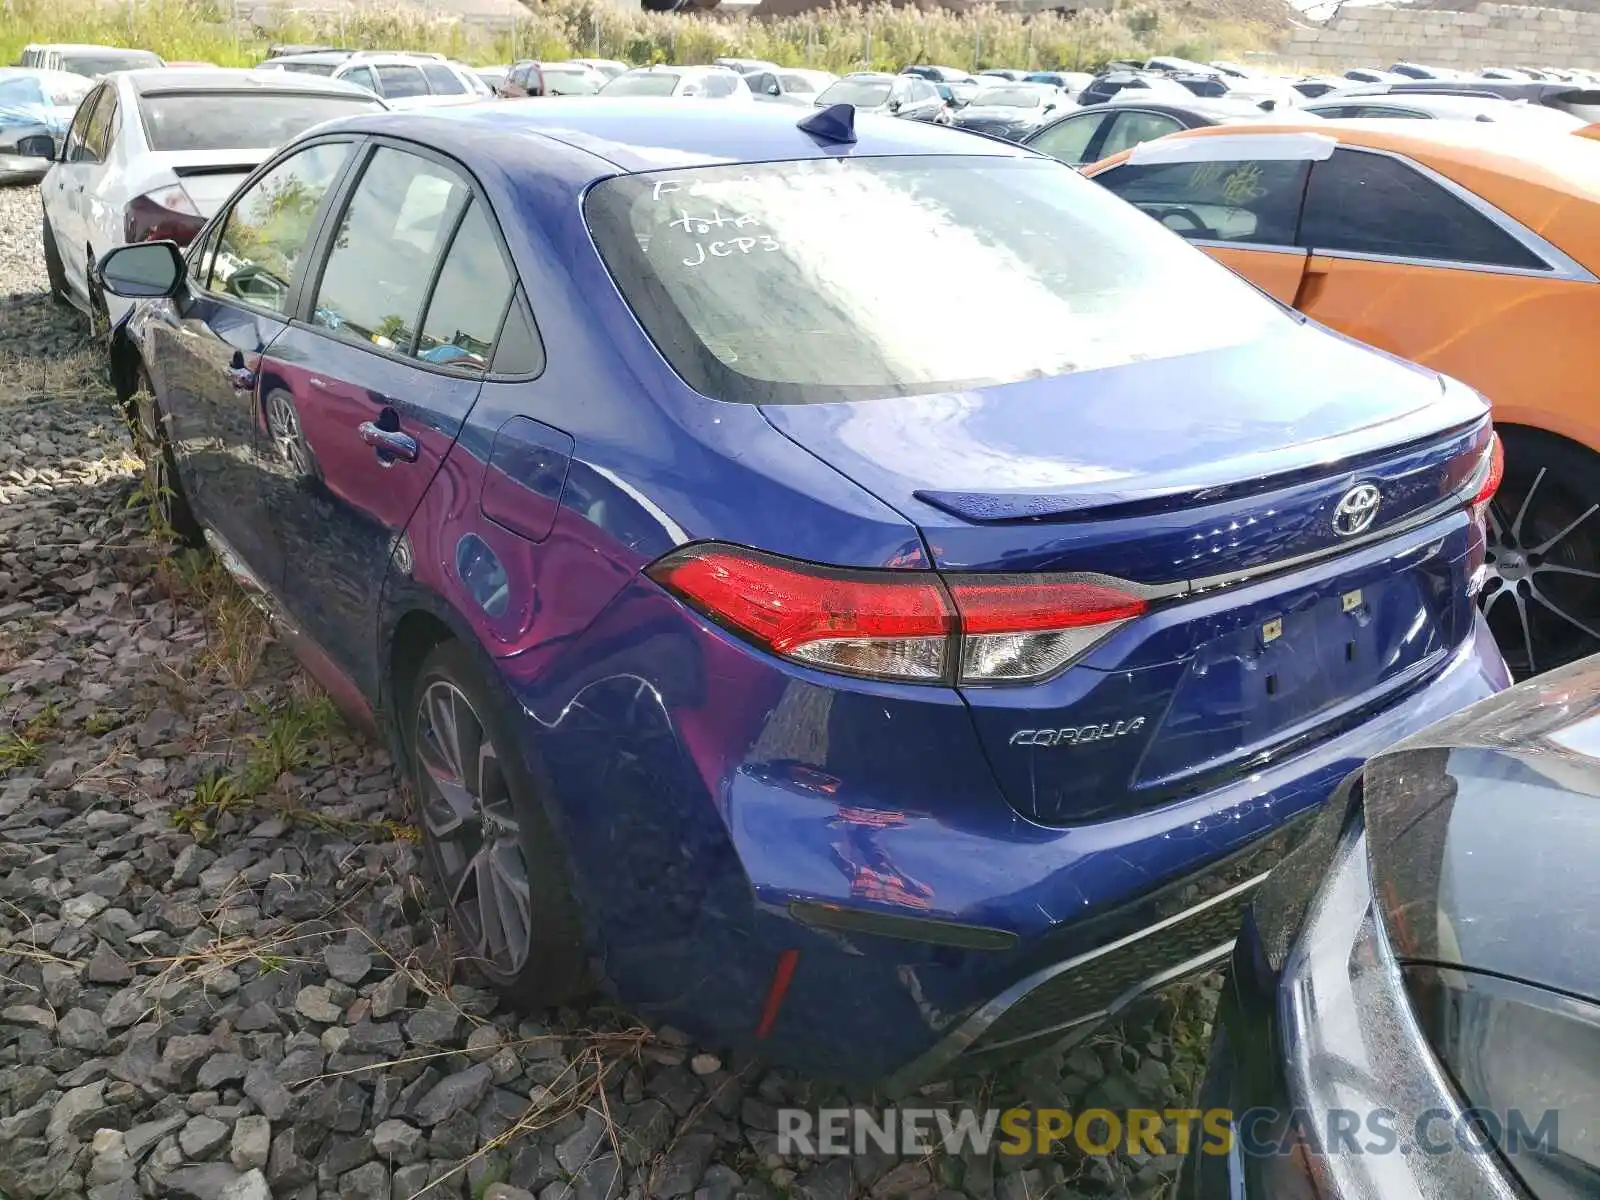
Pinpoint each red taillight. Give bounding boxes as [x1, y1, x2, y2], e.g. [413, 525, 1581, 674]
[1470, 432, 1504, 515]
[124, 184, 205, 246]
[646, 544, 1147, 685]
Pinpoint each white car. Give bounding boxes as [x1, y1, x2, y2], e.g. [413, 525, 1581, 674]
[598, 65, 752, 100]
[0, 68, 94, 183]
[40, 68, 385, 332]
[254, 50, 491, 109]
[17, 43, 164, 78]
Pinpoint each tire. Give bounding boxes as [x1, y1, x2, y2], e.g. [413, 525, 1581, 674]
[131, 365, 203, 548]
[1481, 427, 1600, 679]
[403, 638, 589, 1005]
[41, 216, 69, 307]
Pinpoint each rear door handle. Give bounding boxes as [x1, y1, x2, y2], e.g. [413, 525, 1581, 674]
[358, 421, 419, 465]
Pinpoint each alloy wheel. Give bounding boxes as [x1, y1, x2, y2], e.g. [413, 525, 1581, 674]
[1482, 463, 1600, 678]
[265, 393, 311, 478]
[414, 679, 533, 976]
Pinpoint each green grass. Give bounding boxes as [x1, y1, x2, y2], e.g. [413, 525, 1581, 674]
[3, 0, 1284, 79]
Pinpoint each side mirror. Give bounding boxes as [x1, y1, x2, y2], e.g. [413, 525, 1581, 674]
[1043, 102, 1056, 112]
[887, 98, 902, 112]
[16, 134, 54, 160]
[97, 241, 185, 299]
[767, 83, 780, 95]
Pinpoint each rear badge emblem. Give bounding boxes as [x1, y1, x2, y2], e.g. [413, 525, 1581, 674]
[1332, 483, 1381, 537]
[1009, 718, 1146, 748]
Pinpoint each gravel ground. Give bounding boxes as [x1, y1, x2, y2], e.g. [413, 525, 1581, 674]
[0, 181, 1220, 1200]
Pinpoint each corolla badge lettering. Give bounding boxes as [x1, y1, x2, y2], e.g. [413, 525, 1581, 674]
[1010, 718, 1146, 747]
[1332, 483, 1382, 538]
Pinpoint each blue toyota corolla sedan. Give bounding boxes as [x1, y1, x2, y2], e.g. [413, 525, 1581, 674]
[94, 99, 1511, 1084]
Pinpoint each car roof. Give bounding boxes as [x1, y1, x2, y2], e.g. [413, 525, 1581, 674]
[26, 42, 157, 53]
[1314, 92, 1568, 118]
[1126, 119, 1600, 269]
[314, 98, 1030, 177]
[120, 67, 379, 96]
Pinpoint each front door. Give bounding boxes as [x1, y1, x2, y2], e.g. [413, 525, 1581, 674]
[140, 139, 357, 583]
[256, 142, 519, 696]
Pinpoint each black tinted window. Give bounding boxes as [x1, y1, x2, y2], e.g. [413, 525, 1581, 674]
[1301, 149, 1547, 268]
[65, 86, 101, 160]
[374, 64, 428, 99]
[209, 141, 351, 312]
[420, 63, 466, 95]
[416, 199, 515, 375]
[311, 147, 469, 354]
[81, 86, 117, 160]
[139, 93, 376, 152]
[1097, 158, 1308, 246]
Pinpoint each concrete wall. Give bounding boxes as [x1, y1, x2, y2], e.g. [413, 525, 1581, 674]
[1286, 3, 1600, 71]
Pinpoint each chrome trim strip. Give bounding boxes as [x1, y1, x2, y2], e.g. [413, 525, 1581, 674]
[882, 871, 1268, 1095]
[1189, 239, 1306, 257]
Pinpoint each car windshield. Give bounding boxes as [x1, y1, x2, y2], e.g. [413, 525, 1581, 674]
[601, 73, 679, 96]
[0, 76, 46, 106]
[139, 92, 378, 151]
[60, 51, 159, 75]
[543, 67, 600, 94]
[585, 157, 1285, 404]
[970, 86, 1045, 107]
[817, 79, 891, 107]
[276, 62, 337, 76]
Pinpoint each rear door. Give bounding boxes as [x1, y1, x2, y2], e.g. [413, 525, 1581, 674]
[256, 141, 518, 696]
[1091, 139, 1314, 303]
[45, 85, 103, 295]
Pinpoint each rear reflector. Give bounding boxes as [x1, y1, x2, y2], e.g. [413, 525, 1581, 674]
[646, 544, 1148, 685]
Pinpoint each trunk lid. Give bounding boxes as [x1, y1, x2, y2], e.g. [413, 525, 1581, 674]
[166, 153, 267, 215]
[761, 326, 1495, 825]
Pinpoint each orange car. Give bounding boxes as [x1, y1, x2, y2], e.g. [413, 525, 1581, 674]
[1083, 120, 1600, 678]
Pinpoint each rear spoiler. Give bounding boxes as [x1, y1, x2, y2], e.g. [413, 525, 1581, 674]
[170, 163, 260, 178]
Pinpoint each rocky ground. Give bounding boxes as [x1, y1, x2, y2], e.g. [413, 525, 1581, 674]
[0, 182, 1219, 1200]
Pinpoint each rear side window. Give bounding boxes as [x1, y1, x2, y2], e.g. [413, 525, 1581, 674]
[1027, 112, 1109, 165]
[1097, 157, 1309, 246]
[311, 147, 470, 354]
[342, 65, 377, 93]
[138, 92, 376, 152]
[701, 73, 736, 98]
[279, 62, 336, 77]
[421, 63, 466, 95]
[1300, 149, 1547, 269]
[1097, 111, 1184, 158]
[416, 199, 517, 375]
[374, 64, 428, 99]
[585, 156, 1286, 404]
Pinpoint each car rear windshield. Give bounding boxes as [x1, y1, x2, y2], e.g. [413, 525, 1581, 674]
[138, 92, 377, 151]
[816, 79, 891, 107]
[276, 62, 337, 76]
[543, 67, 600, 94]
[60, 51, 161, 75]
[971, 86, 1046, 107]
[585, 156, 1287, 404]
[601, 73, 679, 96]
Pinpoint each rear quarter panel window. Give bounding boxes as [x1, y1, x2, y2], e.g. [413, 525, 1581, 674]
[374, 64, 428, 99]
[421, 63, 467, 95]
[1301, 148, 1548, 269]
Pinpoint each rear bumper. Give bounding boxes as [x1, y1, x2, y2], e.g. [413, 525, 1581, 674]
[510, 568, 1508, 1081]
[884, 615, 1507, 1087]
